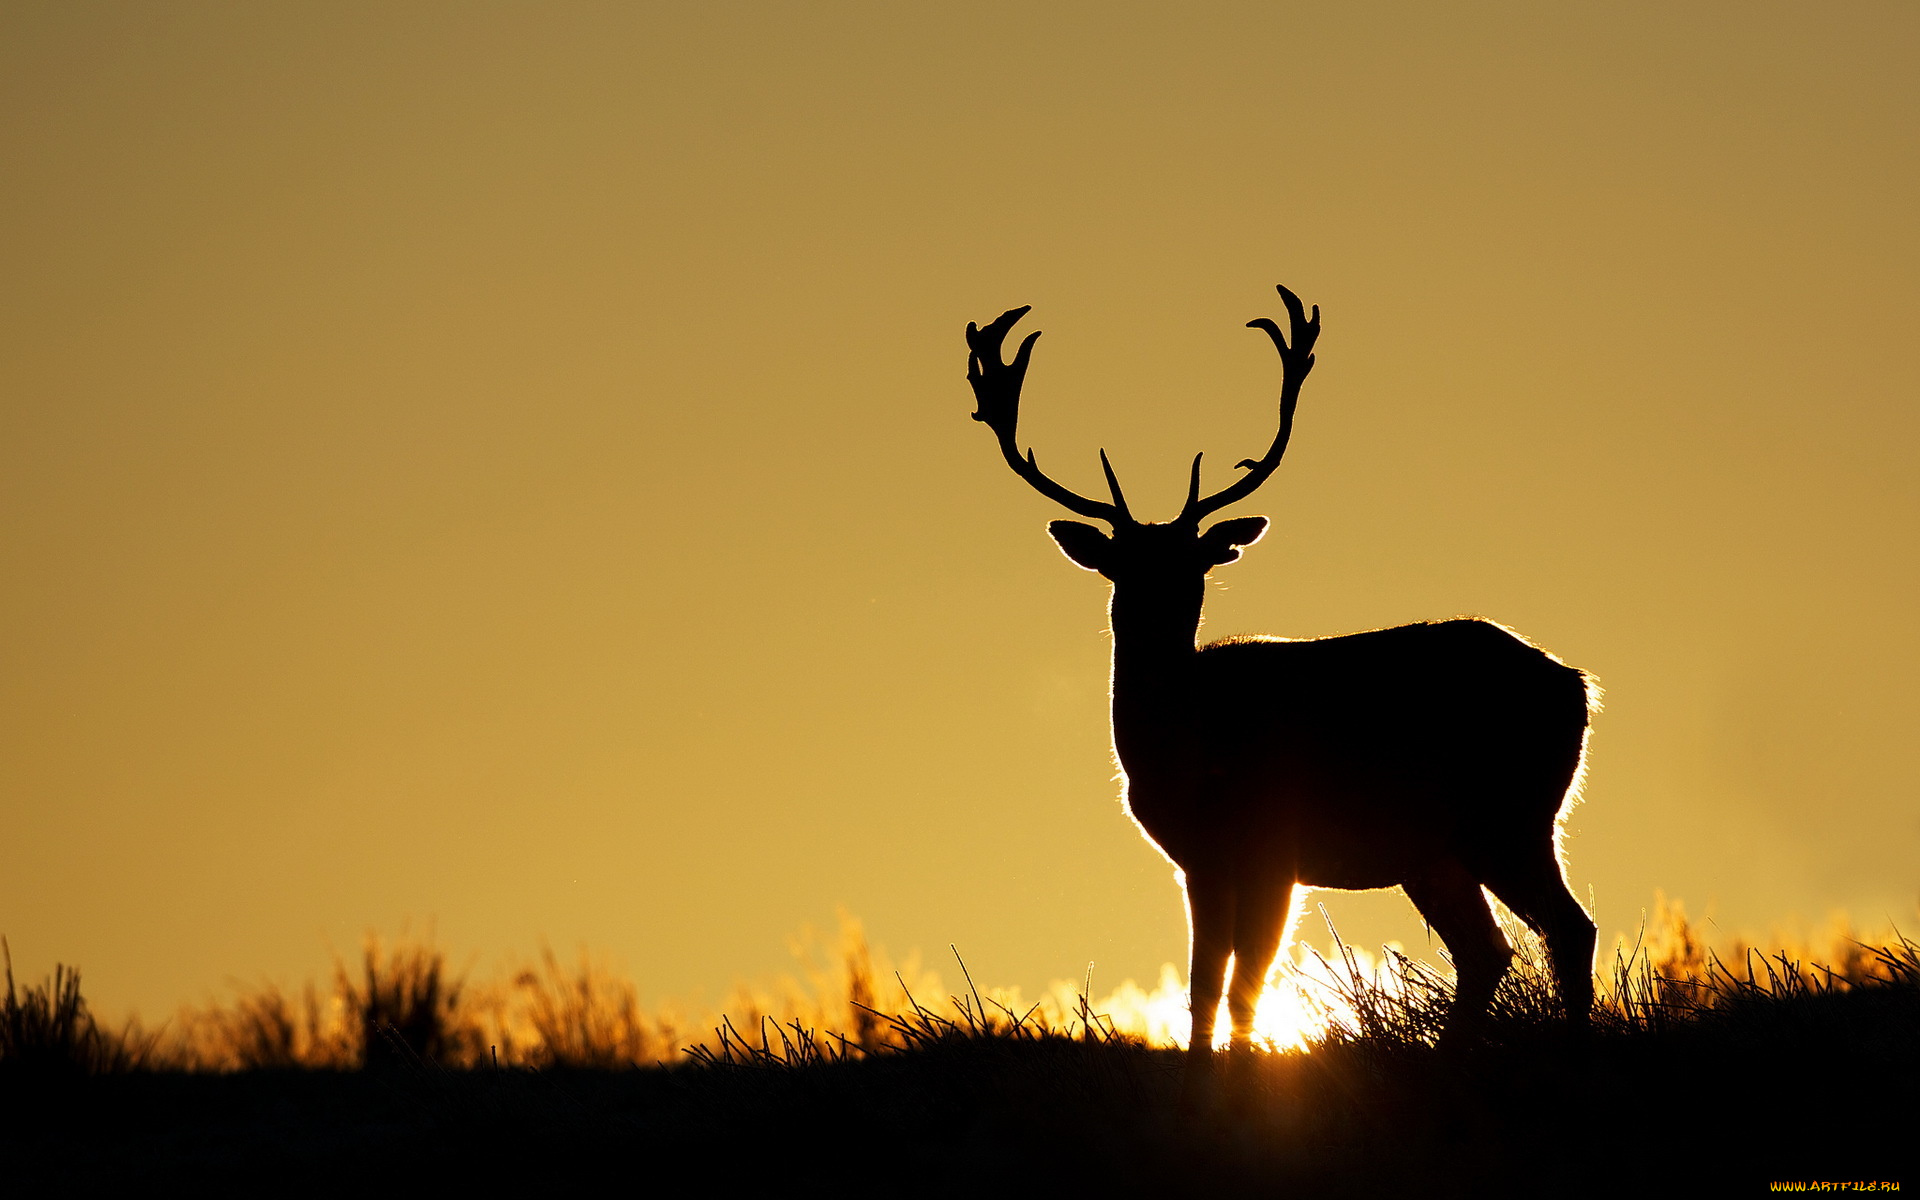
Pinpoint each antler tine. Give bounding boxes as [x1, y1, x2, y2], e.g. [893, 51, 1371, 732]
[1178, 283, 1321, 525]
[967, 306, 1131, 526]
[1098, 449, 1133, 522]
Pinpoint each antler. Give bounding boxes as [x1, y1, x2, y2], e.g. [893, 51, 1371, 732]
[1175, 283, 1321, 525]
[966, 305, 1132, 525]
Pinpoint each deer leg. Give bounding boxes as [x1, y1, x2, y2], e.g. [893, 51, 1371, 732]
[1184, 873, 1235, 1058]
[1227, 878, 1295, 1047]
[1404, 865, 1512, 1046]
[1485, 854, 1597, 1029]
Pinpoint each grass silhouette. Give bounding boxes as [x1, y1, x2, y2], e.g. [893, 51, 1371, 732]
[3, 905, 1914, 1192]
[1, 939, 156, 1078]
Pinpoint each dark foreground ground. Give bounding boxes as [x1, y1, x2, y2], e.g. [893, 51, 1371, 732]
[6, 985, 1916, 1197]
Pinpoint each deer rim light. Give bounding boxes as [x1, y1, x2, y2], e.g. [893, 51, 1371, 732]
[965, 285, 1597, 1056]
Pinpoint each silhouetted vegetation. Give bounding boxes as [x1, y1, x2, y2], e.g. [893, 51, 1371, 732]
[0, 940, 152, 1079]
[3, 908, 1914, 1192]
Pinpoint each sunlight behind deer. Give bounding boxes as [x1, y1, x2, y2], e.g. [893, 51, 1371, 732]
[1088, 947, 1395, 1053]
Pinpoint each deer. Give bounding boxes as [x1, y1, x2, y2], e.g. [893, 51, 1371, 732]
[964, 285, 1598, 1060]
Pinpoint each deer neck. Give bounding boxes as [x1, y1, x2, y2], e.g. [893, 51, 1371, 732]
[1105, 578, 1204, 759]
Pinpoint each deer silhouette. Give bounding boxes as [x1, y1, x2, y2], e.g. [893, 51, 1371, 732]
[964, 285, 1597, 1056]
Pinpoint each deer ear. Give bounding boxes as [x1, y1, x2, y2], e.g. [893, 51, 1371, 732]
[1199, 516, 1269, 565]
[1048, 520, 1112, 573]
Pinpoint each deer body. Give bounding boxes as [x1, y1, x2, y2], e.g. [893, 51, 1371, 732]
[966, 286, 1597, 1055]
[1118, 622, 1588, 889]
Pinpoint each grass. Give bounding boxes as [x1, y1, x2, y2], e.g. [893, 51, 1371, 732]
[2, 906, 1915, 1192]
[1, 939, 154, 1078]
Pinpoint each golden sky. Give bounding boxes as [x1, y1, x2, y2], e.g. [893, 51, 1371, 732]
[3, 2, 1916, 1020]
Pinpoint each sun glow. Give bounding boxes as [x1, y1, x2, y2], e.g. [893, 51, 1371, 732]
[1082, 942, 1398, 1053]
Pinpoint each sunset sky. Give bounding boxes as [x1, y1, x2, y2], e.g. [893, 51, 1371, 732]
[4, 3, 1916, 1022]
